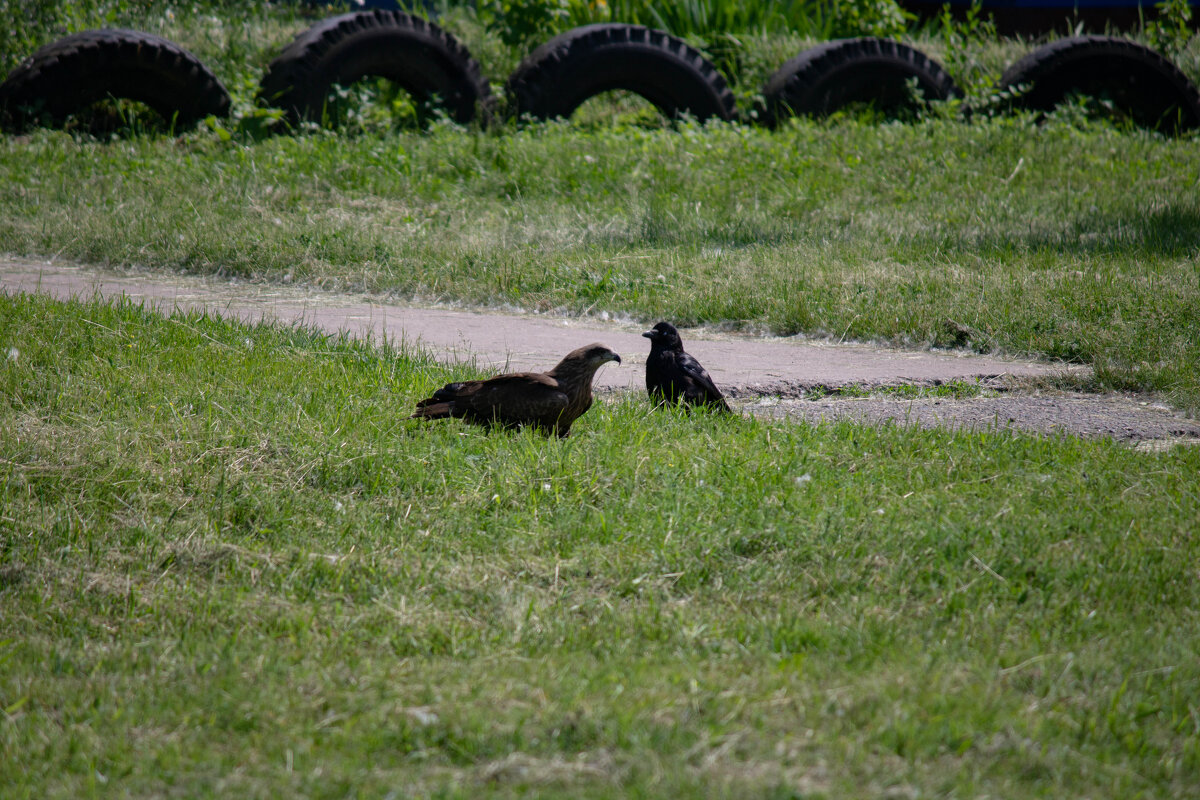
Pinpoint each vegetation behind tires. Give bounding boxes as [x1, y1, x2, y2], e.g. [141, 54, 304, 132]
[2, 0, 1198, 129]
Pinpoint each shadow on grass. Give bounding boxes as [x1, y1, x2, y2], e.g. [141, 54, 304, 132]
[588, 210, 799, 250]
[941, 202, 1200, 258]
[579, 200, 1200, 257]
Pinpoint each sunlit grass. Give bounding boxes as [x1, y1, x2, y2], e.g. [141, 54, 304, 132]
[2, 293, 1198, 797]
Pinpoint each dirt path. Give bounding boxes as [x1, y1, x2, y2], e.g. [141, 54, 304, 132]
[4, 257, 1198, 445]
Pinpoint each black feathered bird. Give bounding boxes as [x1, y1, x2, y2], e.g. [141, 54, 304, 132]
[411, 343, 621, 437]
[642, 321, 731, 413]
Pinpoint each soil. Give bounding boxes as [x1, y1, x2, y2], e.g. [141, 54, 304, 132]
[4, 257, 1198, 446]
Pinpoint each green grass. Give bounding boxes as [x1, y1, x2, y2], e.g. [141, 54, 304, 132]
[2, 292, 1199, 798]
[4, 4, 1200, 796]
[3, 117, 1200, 409]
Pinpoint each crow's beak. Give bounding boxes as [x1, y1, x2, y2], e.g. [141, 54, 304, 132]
[611, 353, 622, 364]
[642, 330, 656, 339]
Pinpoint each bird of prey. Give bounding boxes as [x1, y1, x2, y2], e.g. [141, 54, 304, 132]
[642, 321, 731, 413]
[411, 343, 621, 437]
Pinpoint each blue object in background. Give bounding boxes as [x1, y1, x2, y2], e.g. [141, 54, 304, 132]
[897, 0, 1199, 33]
[918, 0, 1196, 7]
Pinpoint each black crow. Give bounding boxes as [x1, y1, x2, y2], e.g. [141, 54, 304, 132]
[642, 322, 731, 413]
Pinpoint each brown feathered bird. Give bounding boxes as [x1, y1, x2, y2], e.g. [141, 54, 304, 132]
[643, 321, 731, 413]
[411, 343, 621, 437]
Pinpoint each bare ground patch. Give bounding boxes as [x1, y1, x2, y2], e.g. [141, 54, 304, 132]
[743, 388, 1200, 444]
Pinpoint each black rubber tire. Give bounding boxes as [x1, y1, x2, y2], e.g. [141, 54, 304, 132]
[761, 38, 958, 125]
[998, 36, 1200, 134]
[258, 10, 491, 127]
[505, 24, 736, 123]
[0, 29, 231, 132]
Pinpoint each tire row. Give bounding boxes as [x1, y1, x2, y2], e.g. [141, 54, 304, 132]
[3, 11, 1199, 135]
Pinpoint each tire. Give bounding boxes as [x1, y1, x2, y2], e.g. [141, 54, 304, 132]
[998, 36, 1200, 134]
[0, 29, 231, 132]
[258, 10, 491, 127]
[761, 38, 958, 125]
[505, 24, 736, 123]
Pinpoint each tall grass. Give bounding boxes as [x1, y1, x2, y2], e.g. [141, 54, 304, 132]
[569, 0, 909, 39]
[445, 0, 911, 45]
[0, 0, 912, 79]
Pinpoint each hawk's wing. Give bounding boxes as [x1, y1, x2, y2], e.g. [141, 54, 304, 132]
[460, 373, 570, 425]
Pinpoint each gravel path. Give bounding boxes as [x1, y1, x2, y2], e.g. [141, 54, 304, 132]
[753, 394, 1200, 447]
[4, 257, 1198, 445]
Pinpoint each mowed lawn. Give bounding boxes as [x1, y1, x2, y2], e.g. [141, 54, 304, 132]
[1, 293, 1198, 798]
